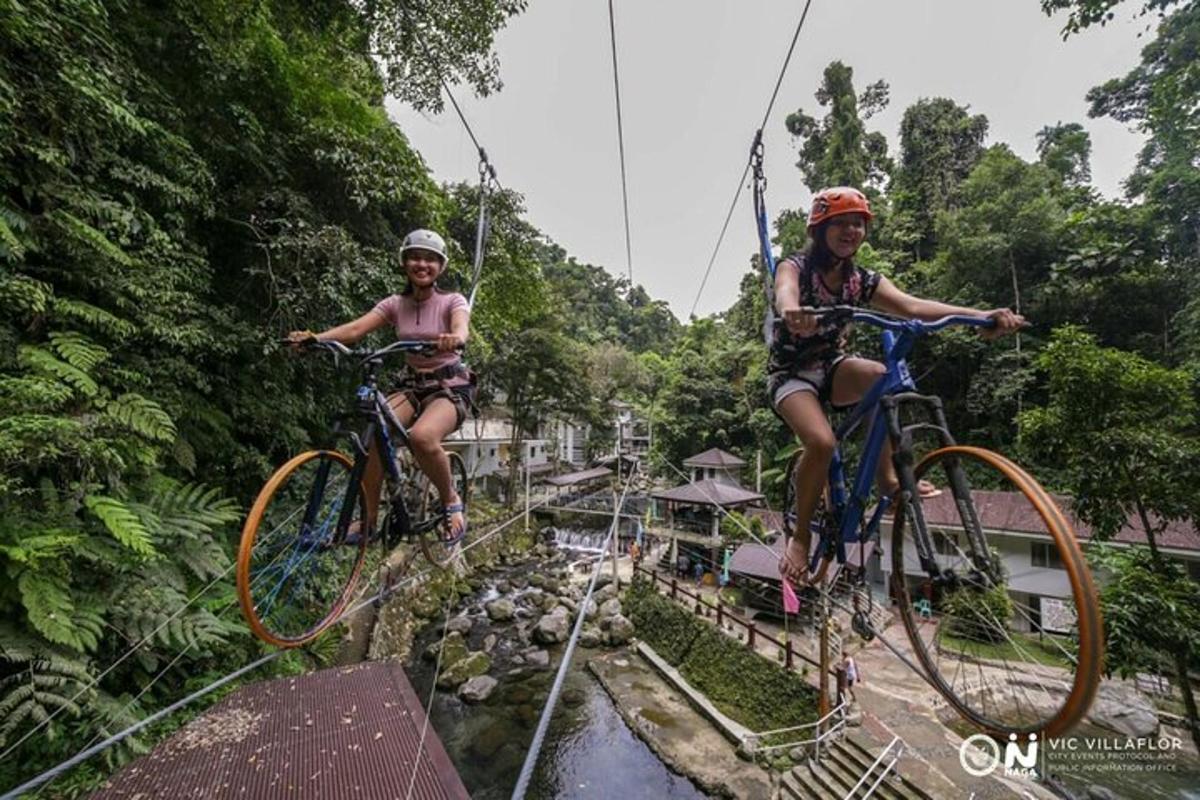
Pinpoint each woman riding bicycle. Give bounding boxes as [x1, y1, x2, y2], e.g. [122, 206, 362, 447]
[288, 228, 473, 542]
[771, 187, 1023, 584]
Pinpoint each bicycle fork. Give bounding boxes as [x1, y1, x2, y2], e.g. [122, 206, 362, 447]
[881, 394, 994, 585]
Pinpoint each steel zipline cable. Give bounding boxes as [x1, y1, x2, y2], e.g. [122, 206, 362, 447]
[688, 0, 817, 318]
[1, 499, 552, 800]
[606, 0, 634, 285]
[510, 465, 639, 800]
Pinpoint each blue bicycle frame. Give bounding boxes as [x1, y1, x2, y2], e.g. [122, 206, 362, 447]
[809, 310, 993, 573]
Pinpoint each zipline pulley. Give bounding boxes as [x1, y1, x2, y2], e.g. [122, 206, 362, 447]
[467, 151, 498, 309]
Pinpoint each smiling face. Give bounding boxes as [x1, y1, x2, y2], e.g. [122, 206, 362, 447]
[823, 214, 867, 260]
[403, 248, 444, 288]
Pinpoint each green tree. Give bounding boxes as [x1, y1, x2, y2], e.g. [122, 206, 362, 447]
[1036, 122, 1094, 187]
[887, 98, 989, 262]
[1090, 545, 1200, 750]
[1020, 326, 1200, 554]
[784, 61, 892, 194]
[1020, 326, 1200, 746]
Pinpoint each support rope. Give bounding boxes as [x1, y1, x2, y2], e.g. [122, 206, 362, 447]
[689, 0, 817, 317]
[510, 466, 638, 800]
[606, 0, 634, 285]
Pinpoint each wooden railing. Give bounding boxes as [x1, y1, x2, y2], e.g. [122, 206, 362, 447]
[633, 565, 833, 676]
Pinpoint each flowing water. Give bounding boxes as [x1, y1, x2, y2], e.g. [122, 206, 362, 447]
[405, 543, 709, 800]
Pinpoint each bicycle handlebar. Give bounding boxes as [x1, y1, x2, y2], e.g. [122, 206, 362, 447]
[281, 338, 464, 361]
[799, 305, 996, 334]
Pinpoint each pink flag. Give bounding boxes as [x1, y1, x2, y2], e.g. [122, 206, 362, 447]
[781, 576, 800, 614]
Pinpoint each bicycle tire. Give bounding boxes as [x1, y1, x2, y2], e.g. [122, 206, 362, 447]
[890, 445, 1102, 737]
[236, 450, 369, 648]
[417, 451, 470, 570]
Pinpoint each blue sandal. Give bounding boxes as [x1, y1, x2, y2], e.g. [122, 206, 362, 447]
[441, 503, 467, 546]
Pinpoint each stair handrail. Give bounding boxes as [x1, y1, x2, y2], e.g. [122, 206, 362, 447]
[741, 699, 848, 754]
[843, 735, 902, 800]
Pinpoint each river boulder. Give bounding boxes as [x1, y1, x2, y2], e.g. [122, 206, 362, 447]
[599, 598, 621, 618]
[533, 611, 570, 644]
[1087, 681, 1159, 737]
[423, 631, 468, 666]
[458, 675, 499, 704]
[606, 614, 634, 646]
[486, 598, 516, 621]
[438, 651, 491, 689]
[580, 625, 603, 648]
[446, 615, 473, 635]
[524, 648, 551, 669]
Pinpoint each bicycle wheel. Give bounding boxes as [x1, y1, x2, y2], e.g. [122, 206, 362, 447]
[781, 451, 835, 585]
[890, 445, 1102, 737]
[416, 451, 470, 570]
[237, 450, 369, 648]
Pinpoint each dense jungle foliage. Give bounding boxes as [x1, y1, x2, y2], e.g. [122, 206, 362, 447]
[1, 0, 1199, 791]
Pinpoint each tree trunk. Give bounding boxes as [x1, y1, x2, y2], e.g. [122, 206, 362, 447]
[507, 420, 524, 510]
[1174, 649, 1200, 753]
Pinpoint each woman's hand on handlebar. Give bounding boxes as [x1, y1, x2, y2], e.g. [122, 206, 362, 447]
[780, 306, 820, 337]
[980, 308, 1026, 340]
[435, 333, 465, 353]
[286, 330, 319, 351]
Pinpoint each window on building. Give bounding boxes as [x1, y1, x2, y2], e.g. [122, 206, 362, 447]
[489, 448, 496, 457]
[1188, 560, 1200, 583]
[1031, 541, 1064, 570]
[933, 530, 959, 556]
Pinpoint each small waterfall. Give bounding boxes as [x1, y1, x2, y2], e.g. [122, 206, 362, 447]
[553, 527, 610, 553]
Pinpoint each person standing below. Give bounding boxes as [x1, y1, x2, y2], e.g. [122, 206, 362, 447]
[771, 187, 1024, 583]
[842, 653, 860, 703]
[288, 229, 474, 542]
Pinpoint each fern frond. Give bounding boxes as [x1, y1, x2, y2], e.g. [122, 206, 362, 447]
[0, 272, 52, 316]
[84, 495, 155, 556]
[102, 393, 176, 443]
[48, 331, 109, 372]
[176, 537, 230, 581]
[17, 571, 84, 651]
[17, 345, 98, 397]
[148, 480, 238, 540]
[173, 436, 197, 474]
[0, 624, 93, 746]
[51, 210, 134, 267]
[0, 376, 75, 414]
[50, 297, 136, 338]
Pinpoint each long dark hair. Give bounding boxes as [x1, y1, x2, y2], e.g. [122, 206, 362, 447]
[803, 220, 844, 274]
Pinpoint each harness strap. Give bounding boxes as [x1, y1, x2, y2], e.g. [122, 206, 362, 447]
[751, 129, 778, 347]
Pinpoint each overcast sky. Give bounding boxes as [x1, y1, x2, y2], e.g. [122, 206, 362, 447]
[385, 0, 1149, 319]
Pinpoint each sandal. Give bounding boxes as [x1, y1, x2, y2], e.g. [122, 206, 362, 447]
[441, 502, 467, 546]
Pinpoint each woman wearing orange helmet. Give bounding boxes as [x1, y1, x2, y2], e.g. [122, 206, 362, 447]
[771, 187, 1024, 584]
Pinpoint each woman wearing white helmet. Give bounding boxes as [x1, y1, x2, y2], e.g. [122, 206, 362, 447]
[288, 228, 473, 542]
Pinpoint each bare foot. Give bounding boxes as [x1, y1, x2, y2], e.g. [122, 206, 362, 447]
[779, 532, 811, 584]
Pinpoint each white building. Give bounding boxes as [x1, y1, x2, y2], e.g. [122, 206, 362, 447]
[872, 490, 1200, 634]
[682, 447, 748, 487]
[444, 414, 550, 483]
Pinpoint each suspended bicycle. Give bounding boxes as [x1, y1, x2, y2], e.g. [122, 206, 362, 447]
[236, 339, 469, 648]
[779, 305, 1102, 738]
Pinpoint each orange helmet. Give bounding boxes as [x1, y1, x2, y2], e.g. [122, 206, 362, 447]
[807, 187, 873, 228]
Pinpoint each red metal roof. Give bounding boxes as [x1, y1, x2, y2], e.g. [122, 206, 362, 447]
[91, 662, 469, 800]
[651, 478, 764, 507]
[919, 490, 1200, 552]
[727, 536, 876, 583]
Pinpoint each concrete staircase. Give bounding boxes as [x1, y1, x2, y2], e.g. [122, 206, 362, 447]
[781, 734, 933, 800]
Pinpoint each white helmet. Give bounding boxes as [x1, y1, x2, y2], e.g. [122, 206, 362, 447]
[400, 229, 448, 267]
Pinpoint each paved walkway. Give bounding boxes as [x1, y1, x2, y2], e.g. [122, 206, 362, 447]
[588, 650, 776, 800]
